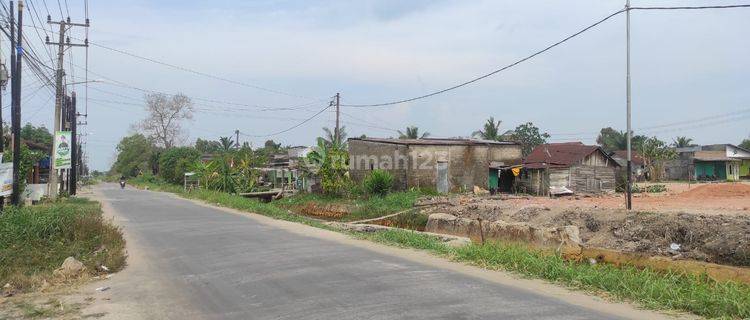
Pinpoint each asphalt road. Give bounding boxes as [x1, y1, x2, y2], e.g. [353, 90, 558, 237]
[89, 184, 643, 320]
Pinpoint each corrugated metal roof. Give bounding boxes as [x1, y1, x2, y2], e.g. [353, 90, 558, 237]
[611, 150, 645, 166]
[348, 137, 518, 146]
[523, 142, 619, 169]
[693, 151, 741, 162]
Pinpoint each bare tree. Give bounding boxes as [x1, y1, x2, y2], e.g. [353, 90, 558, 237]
[138, 93, 194, 148]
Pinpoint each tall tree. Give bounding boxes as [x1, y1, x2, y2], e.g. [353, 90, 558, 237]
[398, 126, 429, 139]
[20, 123, 53, 150]
[740, 138, 750, 150]
[112, 134, 155, 177]
[195, 138, 222, 154]
[158, 147, 201, 184]
[596, 127, 646, 153]
[138, 93, 194, 149]
[672, 136, 694, 148]
[472, 117, 502, 140]
[511, 122, 550, 156]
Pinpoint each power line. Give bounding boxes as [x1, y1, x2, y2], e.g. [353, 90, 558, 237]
[85, 96, 314, 122]
[548, 113, 750, 140]
[550, 108, 750, 137]
[239, 104, 333, 138]
[67, 63, 323, 112]
[630, 4, 750, 11]
[55, 0, 64, 17]
[341, 9, 627, 107]
[343, 4, 750, 108]
[19, 22, 322, 101]
[84, 41, 318, 100]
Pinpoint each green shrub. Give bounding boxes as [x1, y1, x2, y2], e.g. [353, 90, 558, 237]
[319, 149, 350, 196]
[363, 170, 394, 197]
[645, 184, 667, 193]
[632, 184, 667, 193]
[158, 147, 201, 184]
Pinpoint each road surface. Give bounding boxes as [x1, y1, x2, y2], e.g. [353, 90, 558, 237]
[82, 184, 668, 319]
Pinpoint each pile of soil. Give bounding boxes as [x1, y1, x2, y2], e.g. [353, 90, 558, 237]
[677, 183, 750, 198]
[296, 202, 349, 219]
[422, 195, 750, 267]
[550, 209, 750, 266]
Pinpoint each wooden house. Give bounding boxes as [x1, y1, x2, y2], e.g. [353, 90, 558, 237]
[522, 142, 620, 195]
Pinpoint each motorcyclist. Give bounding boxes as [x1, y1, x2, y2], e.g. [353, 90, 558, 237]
[119, 175, 126, 189]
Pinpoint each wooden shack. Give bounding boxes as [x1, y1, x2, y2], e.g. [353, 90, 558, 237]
[522, 142, 620, 195]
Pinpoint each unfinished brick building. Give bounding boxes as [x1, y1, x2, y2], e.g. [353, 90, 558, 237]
[348, 138, 522, 193]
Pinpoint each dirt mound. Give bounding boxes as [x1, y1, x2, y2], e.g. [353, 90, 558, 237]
[425, 194, 750, 266]
[678, 183, 750, 198]
[296, 202, 349, 219]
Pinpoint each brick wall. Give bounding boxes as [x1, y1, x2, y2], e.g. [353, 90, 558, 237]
[349, 140, 522, 192]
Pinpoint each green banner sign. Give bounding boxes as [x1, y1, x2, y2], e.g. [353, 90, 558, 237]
[54, 131, 72, 169]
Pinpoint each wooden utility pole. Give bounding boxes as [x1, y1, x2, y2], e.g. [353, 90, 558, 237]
[334, 93, 340, 145]
[10, 0, 23, 205]
[46, 16, 88, 199]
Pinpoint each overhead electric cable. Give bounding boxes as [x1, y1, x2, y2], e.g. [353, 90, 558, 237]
[239, 104, 333, 137]
[343, 4, 750, 107]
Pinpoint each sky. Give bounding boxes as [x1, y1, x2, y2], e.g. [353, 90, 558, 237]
[4, 0, 750, 171]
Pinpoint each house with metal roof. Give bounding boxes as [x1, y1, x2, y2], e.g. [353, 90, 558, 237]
[663, 144, 750, 181]
[521, 142, 620, 195]
[348, 137, 522, 193]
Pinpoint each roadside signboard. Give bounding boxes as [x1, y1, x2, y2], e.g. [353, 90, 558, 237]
[0, 162, 12, 197]
[54, 131, 72, 169]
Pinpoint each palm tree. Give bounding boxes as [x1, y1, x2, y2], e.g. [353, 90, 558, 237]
[672, 136, 694, 148]
[398, 126, 430, 139]
[218, 136, 235, 152]
[320, 126, 347, 148]
[472, 117, 502, 140]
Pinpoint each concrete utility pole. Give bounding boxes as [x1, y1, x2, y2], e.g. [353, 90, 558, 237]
[625, 0, 633, 210]
[69, 92, 77, 195]
[10, 1, 23, 205]
[46, 16, 88, 199]
[334, 93, 340, 145]
[235, 129, 240, 149]
[0, 19, 8, 211]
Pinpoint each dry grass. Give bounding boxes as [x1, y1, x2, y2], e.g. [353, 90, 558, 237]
[0, 198, 126, 293]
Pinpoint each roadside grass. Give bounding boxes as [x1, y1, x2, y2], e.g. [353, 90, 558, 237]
[127, 178, 750, 319]
[132, 176, 428, 224]
[276, 189, 427, 222]
[0, 198, 126, 292]
[358, 229, 750, 319]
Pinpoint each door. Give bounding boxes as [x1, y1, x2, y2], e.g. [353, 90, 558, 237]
[488, 169, 499, 190]
[437, 161, 449, 193]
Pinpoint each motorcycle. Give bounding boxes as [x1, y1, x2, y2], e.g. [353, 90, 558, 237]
[119, 180, 126, 189]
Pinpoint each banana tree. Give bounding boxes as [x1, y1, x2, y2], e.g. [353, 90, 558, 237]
[209, 154, 238, 193]
[190, 160, 214, 189]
